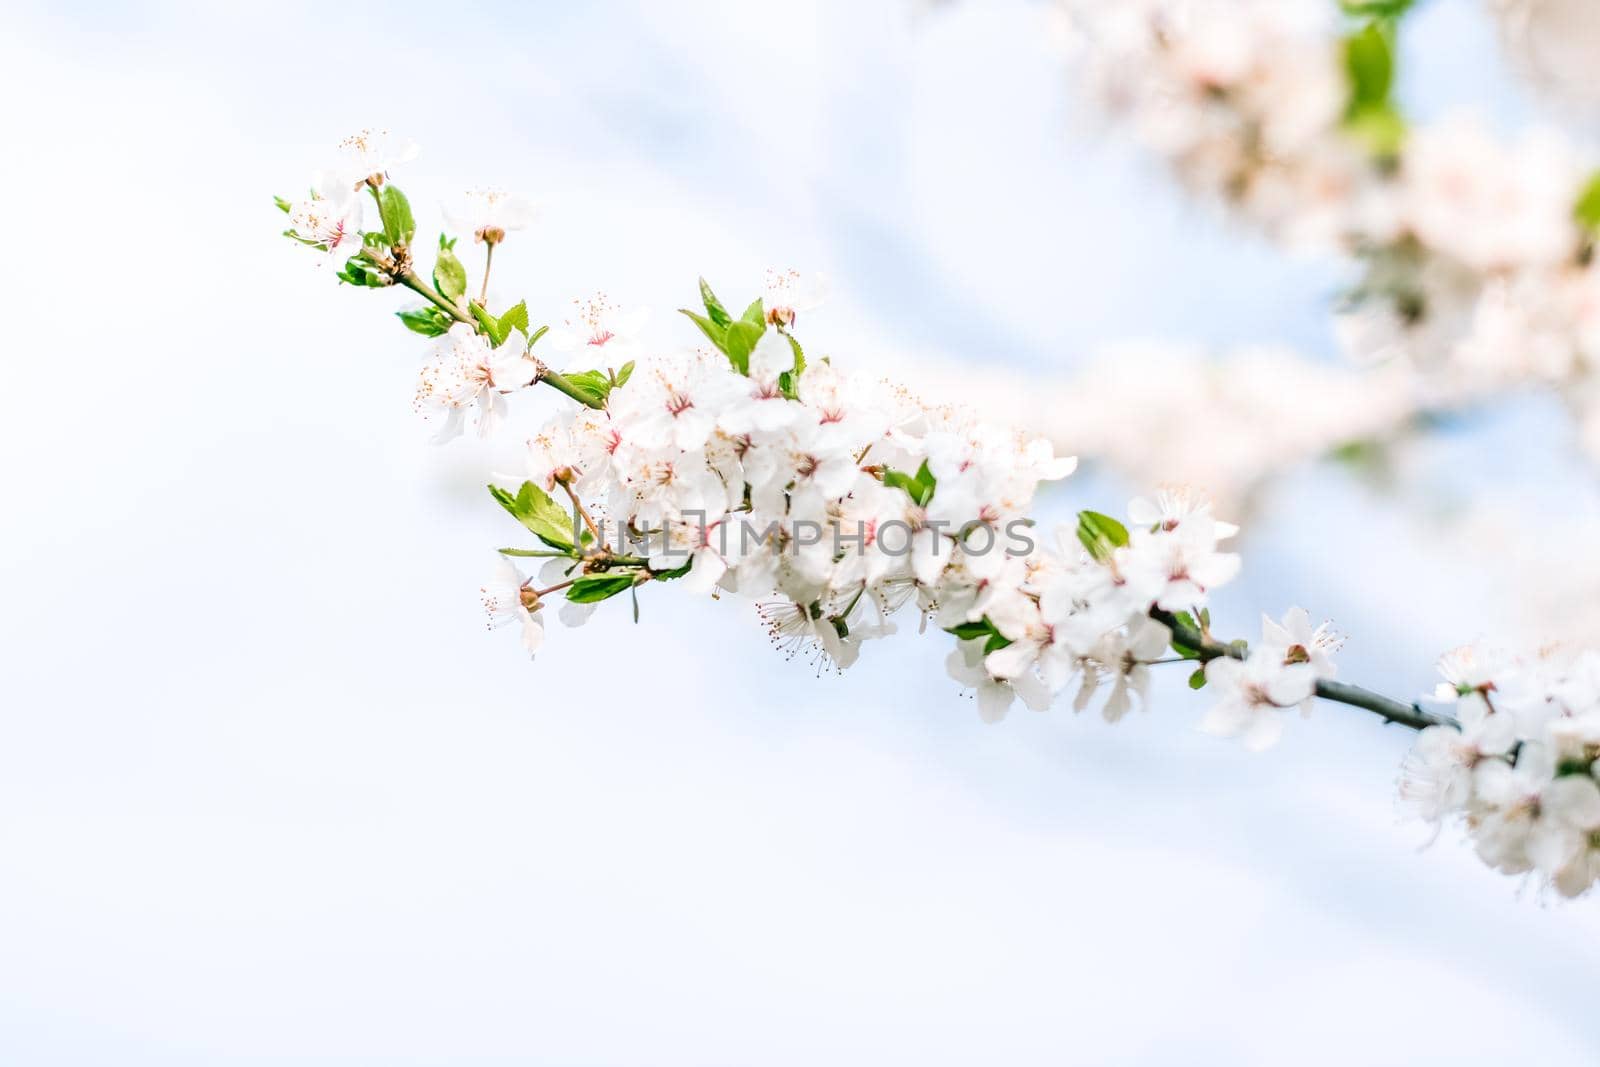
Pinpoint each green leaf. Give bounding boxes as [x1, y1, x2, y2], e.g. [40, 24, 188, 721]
[615, 360, 635, 387]
[783, 332, 805, 375]
[881, 469, 917, 501]
[983, 631, 1013, 655]
[1341, 22, 1406, 157]
[1345, 103, 1405, 158]
[488, 481, 577, 551]
[777, 332, 805, 399]
[470, 302, 500, 339]
[433, 242, 468, 303]
[335, 255, 393, 288]
[699, 278, 733, 327]
[499, 300, 529, 338]
[882, 460, 937, 508]
[680, 308, 727, 350]
[649, 559, 694, 580]
[470, 301, 526, 348]
[273, 195, 292, 213]
[567, 574, 636, 604]
[1167, 611, 1204, 660]
[1344, 23, 1392, 108]
[378, 185, 416, 246]
[946, 620, 995, 641]
[498, 547, 567, 558]
[1076, 511, 1130, 562]
[1340, 0, 1413, 18]
[527, 324, 550, 348]
[562, 369, 615, 407]
[1576, 173, 1600, 232]
[740, 298, 765, 325]
[396, 306, 454, 337]
[1188, 667, 1208, 690]
[721, 319, 765, 375]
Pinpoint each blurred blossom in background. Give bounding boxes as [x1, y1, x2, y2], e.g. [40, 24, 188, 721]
[3, 0, 1599, 1063]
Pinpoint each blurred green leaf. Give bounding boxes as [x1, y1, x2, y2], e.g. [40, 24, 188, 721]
[397, 306, 453, 336]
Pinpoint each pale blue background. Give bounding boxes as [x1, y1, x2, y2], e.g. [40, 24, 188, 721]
[3, 1, 1598, 1062]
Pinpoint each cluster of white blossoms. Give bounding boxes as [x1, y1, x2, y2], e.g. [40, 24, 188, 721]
[1403, 643, 1600, 897]
[280, 132, 1600, 900]
[1491, 0, 1600, 120]
[1059, 0, 1600, 460]
[481, 286, 1272, 727]
[899, 342, 1423, 516]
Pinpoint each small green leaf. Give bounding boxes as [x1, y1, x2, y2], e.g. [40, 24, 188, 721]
[561, 369, 615, 407]
[396, 306, 454, 336]
[721, 319, 765, 375]
[335, 255, 392, 288]
[527, 324, 550, 348]
[498, 547, 569, 558]
[983, 631, 1013, 655]
[273, 195, 292, 213]
[470, 301, 527, 348]
[699, 278, 733, 327]
[882, 460, 937, 508]
[1345, 103, 1405, 158]
[1576, 173, 1600, 232]
[433, 243, 468, 303]
[946, 620, 995, 641]
[649, 559, 694, 580]
[680, 308, 727, 350]
[1341, 22, 1406, 157]
[784, 331, 805, 375]
[567, 574, 637, 604]
[615, 360, 636, 387]
[740, 298, 765, 325]
[499, 301, 529, 338]
[913, 461, 936, 506]
[471, 302, 500, 340]
[1340, 0, 1413, 18]
[1188, 667, 1208, 690]
[1081, 511, 1129, 547]
[1076, 511, 1130, 562]
[378, 185, 416, 246]
[489, 481, 577, 551]
[1344, 23, 1393, 109]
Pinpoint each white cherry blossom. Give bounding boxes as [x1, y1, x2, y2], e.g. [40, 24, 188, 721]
[444, 188, 537, 244]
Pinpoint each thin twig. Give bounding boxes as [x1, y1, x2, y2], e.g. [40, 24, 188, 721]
[1148, 607, 1457, 732]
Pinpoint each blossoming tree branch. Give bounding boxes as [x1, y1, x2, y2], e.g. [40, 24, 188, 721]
[277, 125, 1600, 901]
[869, 0, 1600, 582]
